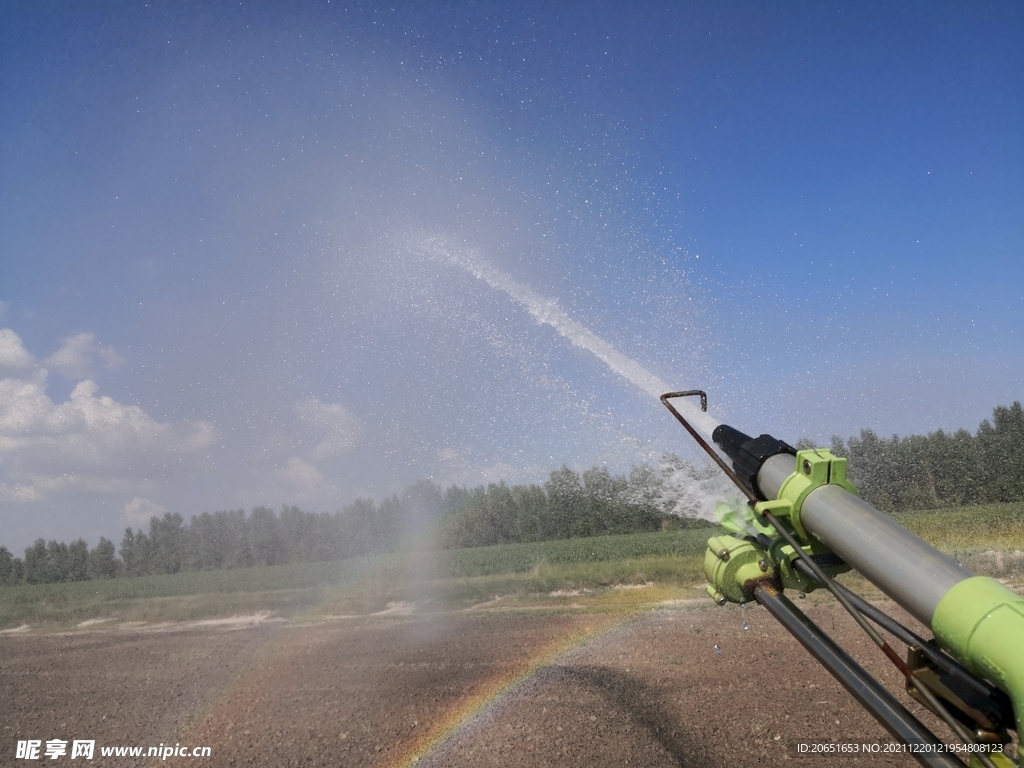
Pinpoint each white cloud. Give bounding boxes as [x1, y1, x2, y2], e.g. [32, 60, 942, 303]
[98, 345, 127, 369]
[294, 398, 362, 461]
[238, 456, 343, 508]
[45, 332, 126, 380]
[433, 446, 540, 488]
[122, 497, 167, 527]
[0, 328, 36, 373]
[0, 328, 218, 503]
[0, 473, 155, 503]
[229, 400, 363, 509]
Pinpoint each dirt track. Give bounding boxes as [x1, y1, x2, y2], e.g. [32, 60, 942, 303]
[0, 600, 999, 767]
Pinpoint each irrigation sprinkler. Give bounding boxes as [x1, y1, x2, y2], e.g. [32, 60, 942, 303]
[661, 391, 1024, 768]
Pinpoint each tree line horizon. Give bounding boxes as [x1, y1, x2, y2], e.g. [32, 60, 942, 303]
[2, 401, 1021, 587]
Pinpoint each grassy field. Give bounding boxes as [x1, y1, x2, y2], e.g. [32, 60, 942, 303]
[0, 530, 712, 629]
[2, 503, 1022, 630]
[436, 528, 712, 576]
[893, 501, 1024, 575]
[895, 502, 1024, 550]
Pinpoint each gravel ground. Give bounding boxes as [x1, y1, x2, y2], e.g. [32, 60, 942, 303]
[1, 599, 1011, 767]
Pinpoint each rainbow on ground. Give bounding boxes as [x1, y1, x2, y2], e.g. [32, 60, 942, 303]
[385, 614, 630, 767]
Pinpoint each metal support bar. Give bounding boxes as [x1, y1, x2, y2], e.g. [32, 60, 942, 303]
[793, 559, 1012, 709]
[754, 582, 967, 768]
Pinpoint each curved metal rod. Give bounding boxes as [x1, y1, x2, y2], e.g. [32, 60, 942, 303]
[659, 391, 757, 504]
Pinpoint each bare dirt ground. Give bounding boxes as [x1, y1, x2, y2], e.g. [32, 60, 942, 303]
[0, 598, 1008, 767]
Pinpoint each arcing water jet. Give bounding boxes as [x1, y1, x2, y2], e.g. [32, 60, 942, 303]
[417, 235, 720, 438]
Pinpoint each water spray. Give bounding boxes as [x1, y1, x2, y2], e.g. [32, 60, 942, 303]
[417, 235, 719, 436]
[663, 391, 1023, 767]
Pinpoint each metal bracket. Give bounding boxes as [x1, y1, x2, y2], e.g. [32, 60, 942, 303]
[762, 449, 857, 540]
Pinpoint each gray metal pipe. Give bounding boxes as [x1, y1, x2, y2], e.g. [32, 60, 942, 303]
[758, 454, 974, 628]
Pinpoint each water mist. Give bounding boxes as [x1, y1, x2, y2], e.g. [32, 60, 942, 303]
[417, 235, 722, 439]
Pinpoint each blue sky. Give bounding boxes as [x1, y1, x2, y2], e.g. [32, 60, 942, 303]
[1, 1, 1021, 551]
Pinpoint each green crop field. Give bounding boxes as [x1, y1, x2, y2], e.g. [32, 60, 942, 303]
[436, 528, 713, 577]
[2, 503, 1022, 630]
[894, 501, 1024, 550]
[0, 529, 714, 629]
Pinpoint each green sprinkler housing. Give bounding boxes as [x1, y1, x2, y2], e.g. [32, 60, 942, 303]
[710, 422, 1024, 753]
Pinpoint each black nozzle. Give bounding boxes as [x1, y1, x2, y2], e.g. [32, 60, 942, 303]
[712, 424, 796, 499]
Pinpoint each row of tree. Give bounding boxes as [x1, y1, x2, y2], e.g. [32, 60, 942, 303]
[0, 537, 118, 587]
[0, 464, 711, 585]
[434, 463, 719, 548]
[2, 402, 1021, 586]
[828, 401, 1024, 513]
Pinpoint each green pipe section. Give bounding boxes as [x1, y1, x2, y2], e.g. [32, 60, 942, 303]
[933, 576, 1024, 751]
